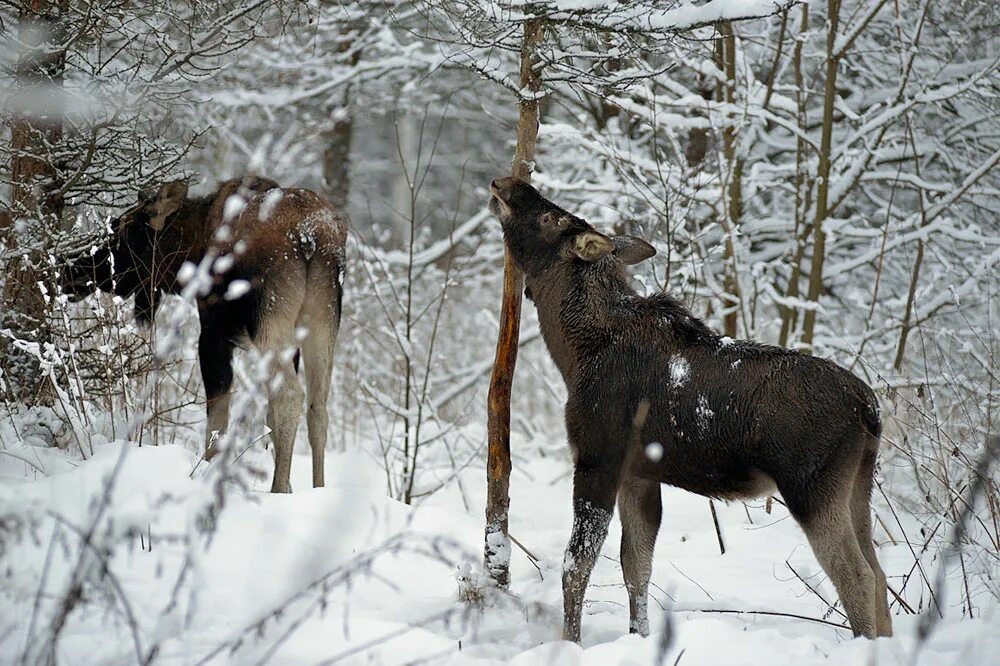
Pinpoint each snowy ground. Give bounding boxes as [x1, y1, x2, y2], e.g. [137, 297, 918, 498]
[1, 431, 997, 665]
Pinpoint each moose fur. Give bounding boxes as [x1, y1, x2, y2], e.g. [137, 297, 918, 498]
[488, 177, 892, 642]
[61, 176, 348, 493]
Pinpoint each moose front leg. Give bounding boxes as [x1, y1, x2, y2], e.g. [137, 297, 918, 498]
[562, 463, 618, 643]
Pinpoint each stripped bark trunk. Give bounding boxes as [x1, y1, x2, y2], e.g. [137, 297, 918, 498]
[800, 0, 841, 348]
[2, 1, 66, 405]
[484, 17, 543, 591]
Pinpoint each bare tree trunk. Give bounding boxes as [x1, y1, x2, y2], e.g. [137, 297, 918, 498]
[484, 18, 543, 591]
[893, 123, 929, 370]
[800, 0, 841, 348]
[322, 117, 354, 211]
[321, 32, 361, 211]
[717, 22, 742, 338]
[2, 1, 66, 405]
[778, 4, 811, 348]
[685, 78, 713, 167]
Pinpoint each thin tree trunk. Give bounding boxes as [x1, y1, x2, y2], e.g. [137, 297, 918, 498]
[484, 17, 543, 591]
[800, 0, 841, 348]
[893, 122, 930, 370]
[778, 4, 810, 348]
[2, 1, 66, 405]
[717, 22, 742, 338]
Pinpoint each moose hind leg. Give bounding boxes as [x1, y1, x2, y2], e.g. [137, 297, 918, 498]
[198, 326, 234, 460]
[264, 355, 304, 493]
[563, 463, 618, 643]
[255, 316, 305, 494]
[800, 505, 877, 638]
[300, 318, 335, 488]
[618, 476, 661, 637]
[852, 442, 893, 637]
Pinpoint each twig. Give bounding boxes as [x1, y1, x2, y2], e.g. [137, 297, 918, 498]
[682, 608, 849, 631]
[509, 532, 543, 580]
[708, 499, 726, 555]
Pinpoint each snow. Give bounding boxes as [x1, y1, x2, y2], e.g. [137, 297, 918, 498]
[645, 442, 664, 462]
[669, 356, 690, 388]
[258, 188, 284, 221]
[0, 437, 997, 664]
[223, 279, 251, 300]
[695, 395, 714, 432]
[223, 193, 247, 222]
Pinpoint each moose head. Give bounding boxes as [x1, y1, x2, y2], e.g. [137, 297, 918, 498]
[60, 180, 191, 322]
[488, 177, 655, 276]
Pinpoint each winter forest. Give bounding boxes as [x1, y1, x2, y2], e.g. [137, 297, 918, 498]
[1, 0, 998, 663]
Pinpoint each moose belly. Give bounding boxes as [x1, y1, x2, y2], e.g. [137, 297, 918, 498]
[631, 440, 777, 501]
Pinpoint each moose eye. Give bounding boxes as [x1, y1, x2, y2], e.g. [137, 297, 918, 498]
[541, 212, 567, 228]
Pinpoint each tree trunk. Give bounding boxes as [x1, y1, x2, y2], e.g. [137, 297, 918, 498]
[800, 0, 841, 348]
[778, 4, 811, 348]
[1, 1, 66, 405]
[321, 32, 361, 211]
[484, 17, 543, 591]
[322, 116, 354, 211]
[717, 22, 742, 338]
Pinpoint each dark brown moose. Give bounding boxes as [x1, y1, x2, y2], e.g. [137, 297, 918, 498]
[488, 177, 892, 642]
[61, 177, 347, 493]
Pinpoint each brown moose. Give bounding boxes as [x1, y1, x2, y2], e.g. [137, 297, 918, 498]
[488, 176, 892, 642]
[61, 176, 347, 493]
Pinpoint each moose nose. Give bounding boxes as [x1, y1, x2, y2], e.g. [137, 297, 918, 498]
[490, 177, 514, 199]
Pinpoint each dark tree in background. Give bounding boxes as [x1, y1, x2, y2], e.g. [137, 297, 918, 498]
[2, 0, 66, 404]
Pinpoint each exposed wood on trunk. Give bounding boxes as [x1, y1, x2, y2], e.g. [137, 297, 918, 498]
[801, 0, 841, 348]
[484, 17, 543, 591]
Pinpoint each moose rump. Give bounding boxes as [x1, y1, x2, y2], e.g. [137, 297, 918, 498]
[60, 177, 348, 493]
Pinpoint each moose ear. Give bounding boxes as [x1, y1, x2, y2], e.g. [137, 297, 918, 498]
[147, 180, 188, 231]
[612, 235, 656, 265]
[571, 230, 614, 262]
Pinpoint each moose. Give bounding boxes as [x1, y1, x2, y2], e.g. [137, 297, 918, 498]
[60, 176, 347, 493]
[488, 177, 892, 642]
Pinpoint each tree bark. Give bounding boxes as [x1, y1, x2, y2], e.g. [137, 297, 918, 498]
[484, 18, 543, 591]
[717, 22, 742, 338]
[321, 30, 361, 211]
[2, 1, 66, 405]
[778, 4, 811, 348]
[801, 0, 841, 348]
[322, 116, 354, 211]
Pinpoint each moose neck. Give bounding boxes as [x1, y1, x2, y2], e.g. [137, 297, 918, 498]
[525, 260, 635, 386]
[168, 195, 216, 262]
[148, 193, 223, 295]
